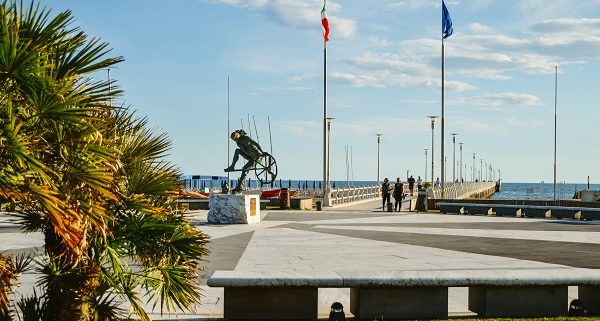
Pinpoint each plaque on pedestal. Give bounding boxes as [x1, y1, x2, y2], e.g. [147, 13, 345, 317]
[208, 194, 261, 224]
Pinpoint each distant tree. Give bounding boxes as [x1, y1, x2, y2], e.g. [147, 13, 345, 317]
[0, 2, 209, 321]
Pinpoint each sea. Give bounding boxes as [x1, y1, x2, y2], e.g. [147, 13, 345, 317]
[185, 177, 599, 200]
[491, 182, 600, 200]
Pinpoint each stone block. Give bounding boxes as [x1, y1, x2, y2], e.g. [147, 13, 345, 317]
[350, 287, 448, 319]
[469, 286, 567, 317]
[208, 194, 260, 224]
[291, 198, 313, 210]
[579, 286, 600, 315]
[224, 287, 317, 320]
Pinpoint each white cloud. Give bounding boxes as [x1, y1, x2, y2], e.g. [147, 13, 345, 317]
[367, 36, 391, 47]
[451, 93, 542, 110]
[329, 72, 383, 88]
[468, 22, 490, 33]
[206, 0, 357, 39]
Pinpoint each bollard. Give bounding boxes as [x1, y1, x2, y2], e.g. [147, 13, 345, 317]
[316, 201, 322, 211]
[387, 202, 393, 212]
[280, 188, 290, 209]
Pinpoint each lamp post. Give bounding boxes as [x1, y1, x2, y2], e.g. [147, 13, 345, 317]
[472, 153, 476, 182]
[451, 133, 457, 183]
[480, 159, 483, 182]
[428, 116, 438, 187]
[459, 143, 464, 183]
[553, 65, 558, 200]
[376, 133, 382, 185]
[323, 117, 334, 206]
[424, 149, 428, 182]
[484, 162, 488, 181]
[444, 156, 448, 184]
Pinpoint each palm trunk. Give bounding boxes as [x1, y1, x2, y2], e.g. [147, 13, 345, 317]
[43, 226, 95, 321]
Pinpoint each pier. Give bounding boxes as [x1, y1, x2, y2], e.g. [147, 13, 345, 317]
[325, 181, 498, 207]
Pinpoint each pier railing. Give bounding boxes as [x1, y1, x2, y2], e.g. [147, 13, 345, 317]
[430, 182, 497, 199]
[329, 185, 380, 205]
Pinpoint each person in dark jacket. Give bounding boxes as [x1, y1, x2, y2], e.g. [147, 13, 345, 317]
[407, 175, 416, 196]
[381, 178, 392, 211]
[393, 178, 404, 212]
[225, 129, 264, 192]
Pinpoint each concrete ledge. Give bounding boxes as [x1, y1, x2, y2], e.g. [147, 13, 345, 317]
[469, 286, 567, 317]
[207, 270, 344, 287]
[350, 287, 448, 319]
[338, 269, 600, 287]
[224, 287, 317, 320]
[209, 269, 600, 319]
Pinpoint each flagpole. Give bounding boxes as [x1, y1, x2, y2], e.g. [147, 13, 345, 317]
[227, 77, 231, 193]
[553, 65, 557, 200]
[323, 39, 330, 206]
[441, 24, 446, 198]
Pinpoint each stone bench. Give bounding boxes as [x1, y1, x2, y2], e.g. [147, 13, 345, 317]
[463, 204, 493, 216]
[207, 268, 600, 320]
[580, 208, 600, 220]
[437, 202, 464, 214]
[520, 205, 551, 218]
[492, 204, 523, 217]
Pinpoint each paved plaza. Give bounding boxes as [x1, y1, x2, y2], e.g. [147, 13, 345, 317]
[3, 199, 600, 319]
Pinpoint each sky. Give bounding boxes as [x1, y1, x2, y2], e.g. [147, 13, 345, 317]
[43, 0, 600, 183]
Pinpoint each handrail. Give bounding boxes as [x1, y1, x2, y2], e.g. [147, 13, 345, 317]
[329, 185, 380, 205]
[429, 182, 497, 199]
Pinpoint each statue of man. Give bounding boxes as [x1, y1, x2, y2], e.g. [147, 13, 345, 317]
[224, 129, 264, 192]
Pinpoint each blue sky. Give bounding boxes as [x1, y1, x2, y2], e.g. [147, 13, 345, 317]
[44, 0, 600, 183]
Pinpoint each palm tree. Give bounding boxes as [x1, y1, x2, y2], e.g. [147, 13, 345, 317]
[0, 2, 209, 320]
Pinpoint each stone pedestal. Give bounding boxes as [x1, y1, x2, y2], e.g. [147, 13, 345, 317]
[224, 287, 317, 320]
[208, 194, 260, 224]
[350, 287, 448, 319]
[579, 286, 600, 315]
[469, 286, 567, 317]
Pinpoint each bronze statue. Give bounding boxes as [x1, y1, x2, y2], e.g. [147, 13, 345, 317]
[225, 129, 277, 193]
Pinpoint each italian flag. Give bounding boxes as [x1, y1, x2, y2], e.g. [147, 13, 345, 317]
[321, 1, 329, 42]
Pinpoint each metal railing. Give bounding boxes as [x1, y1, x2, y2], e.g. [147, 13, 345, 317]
[329, 185, 380, 205]
[430, 182, 497, 199]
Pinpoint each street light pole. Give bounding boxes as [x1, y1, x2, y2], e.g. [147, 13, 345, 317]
[472, 153, 476, 182]
[424, 149, 428, 182]
[376, 134, 382, 185]
[444, 156, 448, 184]
[428, 116, 438, 187]
[324, 117, 334, 206]
[451, 133, 457, 183]
[480, 159, 483, 182]
[553, 65, 558, 200]
[459, 143, 464, 183]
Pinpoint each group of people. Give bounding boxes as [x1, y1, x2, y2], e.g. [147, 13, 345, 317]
[380, 175, 440, 211]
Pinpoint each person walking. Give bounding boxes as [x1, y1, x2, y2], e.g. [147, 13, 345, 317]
[381, 178, 392, 211]
[393, 178, 404, 212]
[434, 177, 441, 188]
[417, 176, 423, 190]
[407, 175, 416, 196]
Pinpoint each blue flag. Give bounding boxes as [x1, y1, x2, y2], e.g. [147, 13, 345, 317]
[442, 1, 453, 39]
